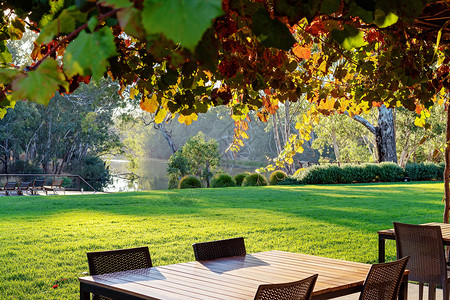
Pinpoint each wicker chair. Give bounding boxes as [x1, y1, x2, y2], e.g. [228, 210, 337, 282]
[254, 274, 318, 300]
[192, 237, 246, 261]
[359, 256, 409, 300]
[87, 246, 152, 300]
[394, 222, 450, 300]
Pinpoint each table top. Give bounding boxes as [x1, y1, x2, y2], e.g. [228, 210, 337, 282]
[378, 222, 450, 241]
[79, 250, 374, 300]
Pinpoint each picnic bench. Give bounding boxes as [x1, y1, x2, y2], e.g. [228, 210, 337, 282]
[45, 178, 65, 195]
[30, 179, 45, 195]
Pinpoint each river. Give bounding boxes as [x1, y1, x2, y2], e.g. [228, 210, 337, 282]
[105, 159, 262, 192]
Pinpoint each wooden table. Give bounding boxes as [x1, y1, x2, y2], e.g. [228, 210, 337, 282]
[79, 250, 408, 299]
[378, 222, 450, 263]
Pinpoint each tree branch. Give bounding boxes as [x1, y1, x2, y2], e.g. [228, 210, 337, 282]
[345, 112, 376, 134]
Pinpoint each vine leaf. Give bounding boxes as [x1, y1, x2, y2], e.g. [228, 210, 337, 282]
[252, 8, 296, 51]
[11, 59, 67, 105]
[374, 10, 398, 28]
[100, 0, 133, 8]
[142, 0, 223, 51]
[63, 27, 117, 80]
[37, 7, 87, 44]
[331, 25, 367, 50]
[0, 41, 12, 64]
[117, 7, 145, 39]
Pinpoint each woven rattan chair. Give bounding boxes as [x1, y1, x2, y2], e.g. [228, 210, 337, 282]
[192, 237, 246, 261]
[254, 274, 318, 300]
[87, 246, 152, 300]
[359, 256, 409, 300]
[394, 222, 450, 300]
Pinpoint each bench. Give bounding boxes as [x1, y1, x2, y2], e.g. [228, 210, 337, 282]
[3, 181, 18, 196]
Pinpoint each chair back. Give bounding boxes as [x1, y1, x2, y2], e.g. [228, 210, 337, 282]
[192, 237, 246, 261]
[4, 181, 17, 189]
[358, 256, 409, 300]
[18, 181, 32, 189]
[33, 179, 45, 188]
[87, 246, 152, 275]
[394, 222, 447, 285]
[254, 274, 318, 300]
[52, 178, 64, 187]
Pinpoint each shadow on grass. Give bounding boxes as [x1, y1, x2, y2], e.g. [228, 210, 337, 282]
[0, 182, 444, 235]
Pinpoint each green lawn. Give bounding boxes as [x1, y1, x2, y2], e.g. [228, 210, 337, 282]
[0, 182, 445, 299]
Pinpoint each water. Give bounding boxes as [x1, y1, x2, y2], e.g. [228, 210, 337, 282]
[106, 159, 263, 191]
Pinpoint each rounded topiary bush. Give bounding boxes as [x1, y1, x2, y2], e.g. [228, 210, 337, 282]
[179, 175, 202, 189]
[242, 173, 268, 186]
[211, 174, 236, 188]
[234, 172, 251, 186]
[269, 170, 287, 185]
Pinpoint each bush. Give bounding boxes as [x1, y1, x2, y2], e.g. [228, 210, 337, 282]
[340, 164, 374, 183]
[234, 172, 251, 186]
[210, 174, 236, 188]
[68, 156, 111, 191]
[61, 177, 72, 187]
[298, 165, 342, 184]
[242, 173, 268, 186]
[277, 177, 300, 185]
[179, 175, 202, 189]
[405, 162, 443, 181]
[378, 162, 405, 182]
[269, 170, 287, 185]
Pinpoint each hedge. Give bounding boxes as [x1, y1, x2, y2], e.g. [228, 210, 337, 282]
[284, 162, 444, 185]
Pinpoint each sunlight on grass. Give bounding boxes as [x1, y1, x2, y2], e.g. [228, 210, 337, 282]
[0, 182, 445, 299]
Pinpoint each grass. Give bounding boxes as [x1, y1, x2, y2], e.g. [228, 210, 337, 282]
[0, 182, 445, 299]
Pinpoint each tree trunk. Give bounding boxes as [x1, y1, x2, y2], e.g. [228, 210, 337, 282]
[272, 112, 282, 155]
[443, 104, 450, 223]
[331, 125, 340, 162]
[351, 105, 397, 163]
[154, 121, 177, 154]
[377, 105, 397, 163]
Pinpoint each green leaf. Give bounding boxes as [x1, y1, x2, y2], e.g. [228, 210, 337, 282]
[348, 2, 374, 24]
[320, 0, 339, 14]
[117, 7, 145, 39]
[100, 0, 133, 8]
[87, 16, 98, 33]
[374, 9, 398, 28]
[0, 68, 21, 84]
[63, 27, 117, 80]
[331, 25, 368, 50]
[37, 7, 87, 44]
[252, 8, 296, 51]
[142, 0, 223, 51]
[11, 59, 67, 105]
[0, 40, 12, 64]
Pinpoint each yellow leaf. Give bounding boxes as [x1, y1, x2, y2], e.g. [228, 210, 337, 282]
[414, 117, 425, 127]
[154, 108, 167, 123]
[129, 87, 139, 100]
[140, 93, 158, 113]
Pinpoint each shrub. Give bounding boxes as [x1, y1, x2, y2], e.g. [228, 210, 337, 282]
[61, 177, 72, 187]
[242, 173, 268, 186]
[234, 172, 251, 186]
[68, 156, 111, 191]
[378, 162, 405, 182]
[341, 164, 374, 183]
[269, 170, 287, 185]
[179, 175, 202, 189]
[210, 174, 236, 188]
[405, 162, 443, 181]
[277, 177, 300, 185]
[298, 165, 342, 184]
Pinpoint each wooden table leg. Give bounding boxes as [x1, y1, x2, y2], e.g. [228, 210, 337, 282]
[378, 234, 386, 263]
